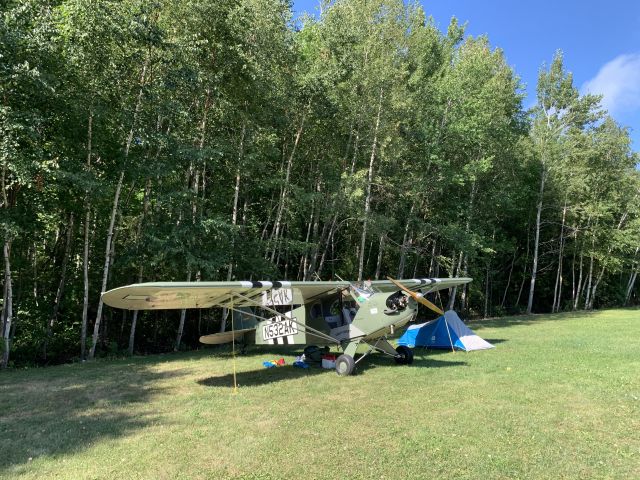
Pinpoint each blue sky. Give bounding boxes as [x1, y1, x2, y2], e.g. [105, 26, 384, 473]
[293, 0, 640, 151]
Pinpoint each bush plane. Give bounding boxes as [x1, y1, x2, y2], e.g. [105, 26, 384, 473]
[102, 276, 471, 375]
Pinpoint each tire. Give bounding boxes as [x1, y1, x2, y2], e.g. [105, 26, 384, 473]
[335, 354, 356, 376]
[394, 345, 414, 365]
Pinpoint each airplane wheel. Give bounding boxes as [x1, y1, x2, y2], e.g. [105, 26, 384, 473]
[335, 354, 356, 376]
[394, 345, 414, 365]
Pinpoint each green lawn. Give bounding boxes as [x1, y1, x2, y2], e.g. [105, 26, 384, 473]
[1, 309, 639, 479]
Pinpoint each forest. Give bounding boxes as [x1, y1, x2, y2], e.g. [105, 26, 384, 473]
[1, 0, 638, 367]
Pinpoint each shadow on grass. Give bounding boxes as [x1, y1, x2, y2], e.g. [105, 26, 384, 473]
[198, 363, 332, 387]
[357, 354, 468, 373]
[0, 362, 187, 470]
[479, 338, 507, 345]
[198, 350, 467, 387]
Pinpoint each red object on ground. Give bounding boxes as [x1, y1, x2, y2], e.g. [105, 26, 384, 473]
[276, 357, 285, 366]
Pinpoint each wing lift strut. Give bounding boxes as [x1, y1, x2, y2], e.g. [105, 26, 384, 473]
[224, 292, 340, 345]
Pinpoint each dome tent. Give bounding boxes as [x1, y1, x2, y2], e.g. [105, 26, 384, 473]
[398, 310, 494, 352]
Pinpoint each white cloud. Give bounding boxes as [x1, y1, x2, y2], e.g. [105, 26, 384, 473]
[582, 53, 640, 116]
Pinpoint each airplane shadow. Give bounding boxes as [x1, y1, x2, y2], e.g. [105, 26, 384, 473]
[358, 354, 468, 372]
[197, 352, 467, 388]
[198, 363, 331, 387]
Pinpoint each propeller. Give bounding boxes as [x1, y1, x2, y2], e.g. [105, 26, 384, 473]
[386, 277, 444, 316]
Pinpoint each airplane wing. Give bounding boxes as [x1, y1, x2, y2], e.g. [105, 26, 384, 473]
[101, 277, 472, 311]
[371, 277, 471, 294]
[102, 280, 350, 310]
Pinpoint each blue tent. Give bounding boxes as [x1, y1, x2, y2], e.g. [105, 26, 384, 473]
[398, 311, 494, 351]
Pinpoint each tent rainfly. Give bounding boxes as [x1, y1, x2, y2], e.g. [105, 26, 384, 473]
[397, 310, 494, 352]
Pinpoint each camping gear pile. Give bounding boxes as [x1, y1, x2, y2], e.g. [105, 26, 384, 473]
[321, 354, 337, 369]
[293, 356, 310, 368]
[262, 358, 286, 368]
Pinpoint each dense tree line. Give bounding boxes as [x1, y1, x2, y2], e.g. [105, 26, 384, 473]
[1, 0, 638, 367]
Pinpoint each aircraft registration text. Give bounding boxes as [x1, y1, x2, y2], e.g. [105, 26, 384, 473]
[262, 288, 293, 306]
[262, 317, 298, 341]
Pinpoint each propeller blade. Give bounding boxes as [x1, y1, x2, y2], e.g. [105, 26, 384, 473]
[386, 277, 444, 316]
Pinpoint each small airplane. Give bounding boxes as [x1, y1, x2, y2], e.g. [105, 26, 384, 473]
[102, 276, 471, 375]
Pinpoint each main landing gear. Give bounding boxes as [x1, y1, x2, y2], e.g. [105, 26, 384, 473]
[394, 345, 414, 365]
[335, 354, 356, 376]
[334, 340, 414, 375]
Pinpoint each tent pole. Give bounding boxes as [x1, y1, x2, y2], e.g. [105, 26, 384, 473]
[443, 314, 455, 353]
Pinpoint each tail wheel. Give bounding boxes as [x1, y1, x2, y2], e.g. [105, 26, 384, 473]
[394, 345, 414, 365]
[335, 354, 356, 376]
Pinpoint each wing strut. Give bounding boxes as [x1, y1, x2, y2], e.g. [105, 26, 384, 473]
[231, 292, 340, 345]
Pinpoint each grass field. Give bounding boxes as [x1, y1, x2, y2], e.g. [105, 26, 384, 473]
[1, 309, 639, 479]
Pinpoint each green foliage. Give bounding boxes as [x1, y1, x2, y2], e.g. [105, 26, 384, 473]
[1, 0, 638, 365]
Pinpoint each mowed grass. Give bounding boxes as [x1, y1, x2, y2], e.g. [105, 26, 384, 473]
[1, 309, 639, 479]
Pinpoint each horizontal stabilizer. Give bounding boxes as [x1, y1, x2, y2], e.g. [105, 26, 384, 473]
[199, 328, 255, 345]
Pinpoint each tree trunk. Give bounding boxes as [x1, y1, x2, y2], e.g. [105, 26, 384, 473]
[584, 254, 594, 310]
[552, 200, 567, 313]
[625, 247, 639, 305]
[127, 178, 152, 356]
[128, 307, 140, 357]
[448, 181, 477, 310]
[80, 109, 94, 360]
[587, 209, 631, 310]
[500, 247, 517, 309]
[588, 265, 605, 310]
[89, 171, 125, 359]
[484, 264, 490, 319]
[44, 213, 74, 359]
[175, 272, 192, 351]
[626, 269, 638, 305]
[80, 207, 91, 359]
[397, 205, 414, 278]
[428, 240, 436, 277]
[228, 119, 246, 279]
[375, 234, 385, 280]
[217, 167, 243, 335]
[573, 251, 584, 310]
[447, 251, 464, 310]
[358, 89, 383, 281]
[317, 213, 338, 279]
[460, 254, 470, 312]
[299, 200, 315, 280]
[1, 239, 13, 368]
[271, 102, 309, 263]
[515, 222, 531, 308]
[31, 243, 38, 306]
[306, 204, 337, 281]
[88, 57, 147, 359]
[527, 167, 546, 314]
